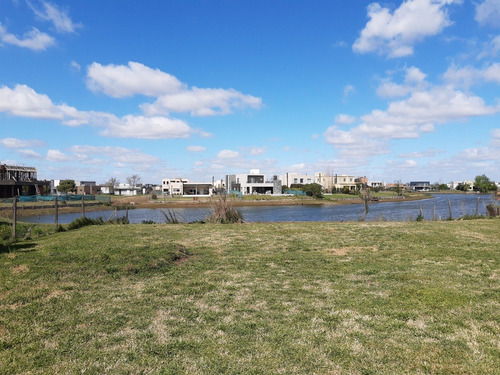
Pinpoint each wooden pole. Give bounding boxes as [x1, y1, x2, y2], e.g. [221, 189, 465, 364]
[81, 196, 85, 218]
[12, 196, 17, 239]
[55, 197, 59, 230]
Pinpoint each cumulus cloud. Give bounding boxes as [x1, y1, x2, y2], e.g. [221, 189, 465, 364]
[69, 145, 161, 165]
[0, 84, 85, 124]
[475, 0, 500, 27]
[186, 146, 206, 152]
[334, 114, 356, 125]
[28, 1, 82, 33]
[0, 23, 55, 50]
[0, 84, 199, 139]
[87, 61, 262, 116]
[87, 61, 183, 98]
[95, 115, 194, 139]
[17, 149, 42, 158]
[443, 63, 500, 88]
[325, 68, 499, 163]
[0, 137, 45, 149]
[377, 66, 428, 98]
[490, 128, 500, 147]
[353, 0, 459, 58]
[398, 148, 443, 158]
[217, 149, 240, 159]
[46, 149, 72, 162]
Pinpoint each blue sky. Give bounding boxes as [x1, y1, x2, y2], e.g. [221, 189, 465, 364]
[1, 0, 499, 185]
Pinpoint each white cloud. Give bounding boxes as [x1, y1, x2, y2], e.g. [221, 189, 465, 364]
[95, 115, 194, 139]
[29, 1, 81, 33]
[187, 146, 206, 152]
[87, 61, 262, 117]
[87, 61, 183, 98]
[398, 148, 443, 158]
[343, 85, 355, 97]
[0, 84, 85, 123]
[0, 84, 200, 139]
[489, 128, 500, 147]
[334, 114, 356, 124]
[142, 87, 263, 117]
[0, 137, 45, 149]
[217, 149, 240, 159]
[68, 145, 161, 165]
[0, 22, 55, 50]
[71, 61, 81, 71]
[46, 149, 71, 162]
[353, 0, 459, 58]
[18, 149, 42, 158]
[325, 71, 499, 164]
[443, 63, 500, 88]
[475, 0, 500, 27]
[377, 66, 428, 98]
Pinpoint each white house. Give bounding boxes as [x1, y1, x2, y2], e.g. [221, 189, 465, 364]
[226, 169, 282, 195]
[114, 183, 141, 196]
[162, 178, 213, 196]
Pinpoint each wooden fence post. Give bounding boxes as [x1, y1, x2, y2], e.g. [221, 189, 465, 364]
[81, 196, 85, 218]
[12, 196, 17, 239]
[55, 197, 59, 230]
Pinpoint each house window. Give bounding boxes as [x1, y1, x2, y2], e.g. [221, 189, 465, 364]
[300, 178, 304, 183]
[294, 178, 298, 183]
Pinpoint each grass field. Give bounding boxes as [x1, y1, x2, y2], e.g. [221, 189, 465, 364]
[1, 220, 499, 374]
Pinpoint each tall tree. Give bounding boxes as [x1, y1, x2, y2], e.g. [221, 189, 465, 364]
[474, 175, 497, 193]
[106, 177, 119, 188]
[126, 175, 141, 187]
[58, 179, 76, 193]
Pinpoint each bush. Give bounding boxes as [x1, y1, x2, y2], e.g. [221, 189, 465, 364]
[68, 217, 104, 230]
[206, 195, 244, 224]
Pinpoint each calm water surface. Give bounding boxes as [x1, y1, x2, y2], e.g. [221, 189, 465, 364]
[21, 194, 495, 224]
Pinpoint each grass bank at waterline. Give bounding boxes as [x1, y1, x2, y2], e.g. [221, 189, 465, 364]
[1, 220, 499, 374]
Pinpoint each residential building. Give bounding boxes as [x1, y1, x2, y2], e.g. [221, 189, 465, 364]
[76, 181, 99, 195]
[368, 181, 385, 189]
[409, 181, 431, 192]
[226, 169, 282, 195]
[314, 172, 356, 192]
[0, 164, 50, 198]
[114, 183, 142, 196]
[162, 178, 213, 196]
[279, 172, 314, 187]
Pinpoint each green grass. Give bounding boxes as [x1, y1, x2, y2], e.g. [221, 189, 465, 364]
[1, 220, 499, 374]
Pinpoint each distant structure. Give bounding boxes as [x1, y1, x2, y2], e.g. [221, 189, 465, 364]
[226, 169, 282, 195]
[161, 178, 213, 196]
[0, 164, 50, 198]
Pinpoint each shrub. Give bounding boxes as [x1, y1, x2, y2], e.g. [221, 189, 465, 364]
[68, 217, 104, 230]
[206, 194, 244, 224]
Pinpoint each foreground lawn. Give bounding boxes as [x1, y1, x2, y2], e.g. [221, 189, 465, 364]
[1, 220, 499, 374]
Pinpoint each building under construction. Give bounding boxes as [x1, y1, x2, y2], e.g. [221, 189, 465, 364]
[0, 164, 50, 198]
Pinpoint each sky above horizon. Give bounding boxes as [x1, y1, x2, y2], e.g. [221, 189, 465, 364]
[1, 0, 499, 185]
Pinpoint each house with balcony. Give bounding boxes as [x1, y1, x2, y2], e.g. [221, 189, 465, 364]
[314, 172, 356, 192]
[409, 181, 431, 191]
[279, 172, 314, 187]
[226, 169, 282, 195]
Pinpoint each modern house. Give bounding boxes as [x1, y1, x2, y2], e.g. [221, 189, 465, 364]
[76, 181, 99, 195]
[409, 181, 431, 191]
[226, 169, 282, 195]
[162, 178, 213, 196]
[113, 183, 142, 196]
[0, 164, 50, 198]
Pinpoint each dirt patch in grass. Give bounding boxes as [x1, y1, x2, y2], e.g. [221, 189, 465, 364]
[12, 264, 29, 274]
[326, 246, 378, 256]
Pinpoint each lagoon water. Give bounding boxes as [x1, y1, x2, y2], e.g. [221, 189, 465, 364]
[21, 193, 496, 224]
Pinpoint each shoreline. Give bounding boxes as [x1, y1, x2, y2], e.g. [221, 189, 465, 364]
[1, 193, 434, 218]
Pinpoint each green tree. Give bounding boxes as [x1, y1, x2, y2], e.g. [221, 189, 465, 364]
[302, 183, 324, 199]
[456, 183, 471, 191]
[474, 174, 497, 193]
[58, 179, 76, 193]
[438, 183, 449, 190]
